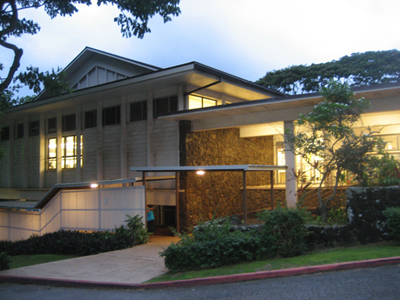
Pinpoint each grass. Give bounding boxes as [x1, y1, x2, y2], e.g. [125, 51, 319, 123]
[8, 254, 78, 269]
[146, 242, 400, 283]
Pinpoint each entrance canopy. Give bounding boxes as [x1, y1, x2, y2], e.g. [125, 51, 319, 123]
[131, 165, 288, 230]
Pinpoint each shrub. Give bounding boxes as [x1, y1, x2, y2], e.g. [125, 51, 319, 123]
[0, 252, 11, 270]
[0, 214, 148, 256]
[124, 214, 149, 245]
[383, 207, 400, 241]
[160, 218, 267, 272]
[257, 205, 308, 257]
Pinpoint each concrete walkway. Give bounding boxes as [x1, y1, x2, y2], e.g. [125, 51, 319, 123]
[0, 235, 180, 284]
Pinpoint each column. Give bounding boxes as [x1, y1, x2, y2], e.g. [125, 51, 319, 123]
[284, 120, 297, 208]
[120, 96, 128, 178]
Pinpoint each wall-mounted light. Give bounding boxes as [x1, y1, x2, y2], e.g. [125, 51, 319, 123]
[90, 183, 99, 188]
[196, 170, 205, 175]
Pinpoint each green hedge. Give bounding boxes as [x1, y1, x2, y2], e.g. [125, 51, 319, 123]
[0, 215, 148, 256]
[0, 252, 10, 270]
[383, 207, 400, 242]
[160, 207, 308, 272]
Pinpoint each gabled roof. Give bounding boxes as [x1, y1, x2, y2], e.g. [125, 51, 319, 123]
[64, 46, 162, 75]
[36, 47, 162, 100]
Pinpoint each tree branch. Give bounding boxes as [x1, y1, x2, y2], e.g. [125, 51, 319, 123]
[0, 39, 23, 92]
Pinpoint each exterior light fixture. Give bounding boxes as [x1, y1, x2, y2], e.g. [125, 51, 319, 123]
[196, 170, 205, 175]
[90, 183, 99, 188]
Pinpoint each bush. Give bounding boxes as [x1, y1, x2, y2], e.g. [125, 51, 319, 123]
[0, 214, 148, 256]
[257, 205, 308, 257]
[160, 208, 309, 272]
[0, 252, 11, 270]
[383, 207, 400, 241]
[160, 224, 265, 272]
[125, 214, 149, 245]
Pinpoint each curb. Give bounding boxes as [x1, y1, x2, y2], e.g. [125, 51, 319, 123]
[1, 256, 400, 290]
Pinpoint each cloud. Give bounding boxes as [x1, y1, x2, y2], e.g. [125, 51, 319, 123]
[2, 0, 400, 95]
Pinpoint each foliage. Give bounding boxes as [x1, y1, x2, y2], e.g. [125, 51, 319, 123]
[124, 214, 149, 245]
[383, 207, 400, 242]
[150, 242, 400, 283]
[285, 80, 379, 221]
[257, 205, 308, 257]
[0, 214, 148, 256]
[0, 0, 181, 101]
[160, 208, 308, 273]
[0, 251, 11, 270]
[160, 218, 265, 273]
[256, 50, 400, 94]
[360, 152, 400, 187]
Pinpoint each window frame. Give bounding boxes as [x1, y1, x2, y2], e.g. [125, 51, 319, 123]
[15, 123, 24, 139]
[1, 126, 10, 141]
[29, 121, 40, 137]
[84, 110, 97, 129]
[62, 114, 76, 132]
[130, 101, 147, 122]
[102, 106, 121, 126]
[153, 95, 178, 118]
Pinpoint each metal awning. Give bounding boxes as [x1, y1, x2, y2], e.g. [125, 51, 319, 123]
[130, 165, 288, 231]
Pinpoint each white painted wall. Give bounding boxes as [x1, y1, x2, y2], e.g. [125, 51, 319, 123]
[0, 186, 145, 241]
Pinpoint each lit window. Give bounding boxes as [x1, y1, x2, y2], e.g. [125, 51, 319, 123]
[48, 138, 57, 169]
[188, 95, 217, 110]
[48, 136, 83, 169]
[62, 136, 77, 168]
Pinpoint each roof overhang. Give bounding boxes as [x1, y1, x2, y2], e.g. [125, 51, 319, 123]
[160, 82, 400, 122]
[6, 63, 282, 116]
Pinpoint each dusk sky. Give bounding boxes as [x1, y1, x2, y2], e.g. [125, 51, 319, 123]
[2, 0, 400, 97]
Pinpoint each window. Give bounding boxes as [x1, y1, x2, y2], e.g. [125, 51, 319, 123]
[29, 121, 39, 136]
[48, 138, 57, 169]
[130, 101, 147, 122]
[1, 126, 10, 141]
[62, 136, 77, 168]
[47, 135, 83, 169]
[188, 95, 217, 110]
[153, 95, 178, 118]
[84, 110, 97, 128]
[15, 123, 24, 139]
[47, 117, 56, 134]
[102, 106, 120, 126]
[62, 114, 76, 132]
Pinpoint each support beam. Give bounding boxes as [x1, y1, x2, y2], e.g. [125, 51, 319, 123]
[175, 171, 180, 232]
[270, 171, 274, 210]
[284, 120, 297, 207]
[243, 170, 247, 223]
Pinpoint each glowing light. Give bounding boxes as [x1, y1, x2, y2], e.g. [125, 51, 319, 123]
[90, 183, 99, 188]
[196, 170, 205, 175]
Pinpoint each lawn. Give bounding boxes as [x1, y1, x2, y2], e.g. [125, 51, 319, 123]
[8, 254, 78, 269]
[146, 242, 400, 283]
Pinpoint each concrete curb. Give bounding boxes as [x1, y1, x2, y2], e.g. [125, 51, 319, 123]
[1, 256, 400, 290]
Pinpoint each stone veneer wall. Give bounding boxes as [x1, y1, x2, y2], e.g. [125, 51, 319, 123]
[181, 127, 277, 228]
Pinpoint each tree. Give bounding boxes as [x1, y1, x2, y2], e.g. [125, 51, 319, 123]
[0, 0, 181, 103]
[256, 50, 400, 95]
[284, 80, 379, 221]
